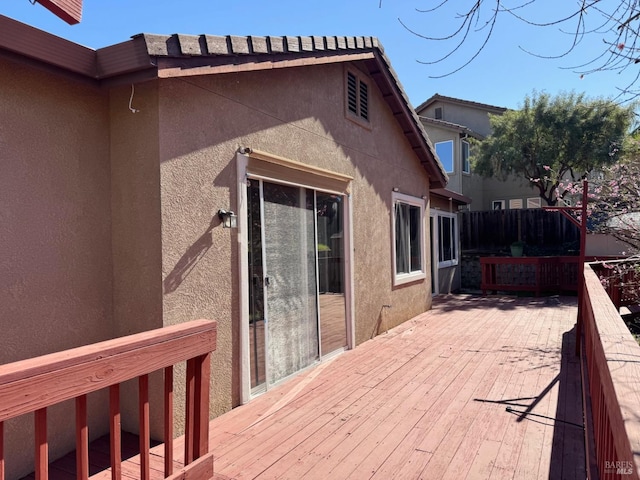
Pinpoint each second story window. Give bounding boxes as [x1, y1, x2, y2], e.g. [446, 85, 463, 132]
[462, 140, 470, 174]
[434, 107, 443, 119]
[435, 140, 454, 173]
[346, 70, 369, 123]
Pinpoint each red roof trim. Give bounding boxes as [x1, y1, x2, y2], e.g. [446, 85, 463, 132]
[36, 0, 82, 25]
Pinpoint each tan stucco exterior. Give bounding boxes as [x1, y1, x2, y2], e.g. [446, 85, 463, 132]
[0, 55, 113, 477]
[1, 23, 442, 477]
[152, 64, 432, 429]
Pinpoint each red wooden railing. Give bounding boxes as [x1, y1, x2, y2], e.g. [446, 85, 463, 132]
[481, 256, 583, 296]
[480, 256, 623, 297]
[581, 265, 640, 479]
[590, 260, 640, 311]
[0, 319, 217, 480]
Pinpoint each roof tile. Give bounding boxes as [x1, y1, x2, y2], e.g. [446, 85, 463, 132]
[269, 36, 285, 53]
[300, 36, 313, 52]
[204, 35, 230, 55]
[250, 36, 269, 54]
[312, 36, 325, 50]
[229, 35, 251, 54]
[285, 36, 300, 52]
[176, 34, 202, 56]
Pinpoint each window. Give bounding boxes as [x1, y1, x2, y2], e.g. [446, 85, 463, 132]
[434, 107, 443, 120]
[492, 200, 505, 210]
[435, 140, 454, 173]
[437, 213, 458, 267]
[461, 140, 470, 174]
[346, 70, 369, 123]
[527, 197, 542, 208]
[392, 192, 426, 286]
[509, 199, 523, 209]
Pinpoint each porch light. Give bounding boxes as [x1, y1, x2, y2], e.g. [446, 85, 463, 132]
[218, 209, 237, 229]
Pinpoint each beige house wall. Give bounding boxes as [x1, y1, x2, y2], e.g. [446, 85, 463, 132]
[422, 101, 494, 137]
[109, 81, 165, 437]
[154, 63, 432, 430]
[1, 51, 437, 473]
[479, 175, 539, 211]
[0, 57, 113, 478]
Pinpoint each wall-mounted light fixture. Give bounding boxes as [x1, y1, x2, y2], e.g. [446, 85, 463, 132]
[392, 187, 399, 192]
[218, 209, 238, 229]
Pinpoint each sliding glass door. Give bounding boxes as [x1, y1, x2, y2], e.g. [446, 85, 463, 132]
[248, 180, 346, 394]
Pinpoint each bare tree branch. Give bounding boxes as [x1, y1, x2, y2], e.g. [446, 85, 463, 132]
[399, 0, 640, 95]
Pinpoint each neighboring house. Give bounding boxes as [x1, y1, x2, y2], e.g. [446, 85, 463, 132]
[416, 94, 541, 212]
[0, 15, 447, 477]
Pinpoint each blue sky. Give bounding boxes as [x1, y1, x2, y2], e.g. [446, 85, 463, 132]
[2, 0, 637, 110]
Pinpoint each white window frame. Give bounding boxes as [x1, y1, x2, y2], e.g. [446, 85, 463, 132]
[461, 140, 470, 174]
[436, 211, 459, 268]
[509, 199, 523, 209]
[492, 200, 505, 210]
[526, 197, 542, 208]
[392, 192, 426, 286]
[435, 140, 454, 174]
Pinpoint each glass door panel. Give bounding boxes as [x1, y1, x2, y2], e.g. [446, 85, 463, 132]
[262, 182, 319, 385]
[248, 181, 266, 391]
[316, 193, 347, 355]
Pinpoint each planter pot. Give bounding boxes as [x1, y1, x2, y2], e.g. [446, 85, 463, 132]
[510, 244, 524, 257]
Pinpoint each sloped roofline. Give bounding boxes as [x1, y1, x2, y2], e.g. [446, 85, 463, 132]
[418, 116, 484, 140]
[0, 14, 447, 188]
[415, 93, 507, 115]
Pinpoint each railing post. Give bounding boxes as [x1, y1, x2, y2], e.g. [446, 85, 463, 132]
[35, 408, 47, 480]
[75, 395, 89, 480]
[576, 180, 588, 356]
[109, 384, 121, 480]
[164, 366, 174, 477]
[0, 421, 4, 480]
[185, 352, 211, 464]
[139, 374, 150, 480]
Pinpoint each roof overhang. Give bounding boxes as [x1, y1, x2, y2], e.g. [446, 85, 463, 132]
[415, 93, 507, 116]
[430, 188, 472, 206]
[0, 16, 448, 188]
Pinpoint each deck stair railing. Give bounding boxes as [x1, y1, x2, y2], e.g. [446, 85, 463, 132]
[0, 319, 217, 480]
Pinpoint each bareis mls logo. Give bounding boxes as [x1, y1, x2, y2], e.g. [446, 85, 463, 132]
[604, 460, 634, 475]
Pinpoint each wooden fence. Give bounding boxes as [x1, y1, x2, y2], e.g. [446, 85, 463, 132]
[0, 319, 217, 480]
[461, 209, 580, 253]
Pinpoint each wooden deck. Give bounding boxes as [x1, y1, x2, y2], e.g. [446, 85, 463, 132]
[34, 295, 586, 479]
[206, 295, 585, 479]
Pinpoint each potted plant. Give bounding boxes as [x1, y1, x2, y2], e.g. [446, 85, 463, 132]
[510, 240, 525, 257]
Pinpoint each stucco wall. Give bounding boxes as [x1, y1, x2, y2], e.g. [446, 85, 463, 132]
[0, 58, 112, 478]
[155, 62, 432, 428]
[109, 82, 165, 437]
[480, 174, 538, 211]
[420, 101, 495, 137]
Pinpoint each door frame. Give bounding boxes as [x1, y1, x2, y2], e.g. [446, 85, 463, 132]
[237, 149, 355, 404]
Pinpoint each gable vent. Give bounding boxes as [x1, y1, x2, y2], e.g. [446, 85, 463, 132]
[346, 70, 369, 123]
[347, 71, 358, 116]
[359, 81, 368, 120]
